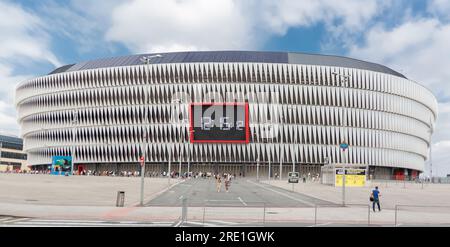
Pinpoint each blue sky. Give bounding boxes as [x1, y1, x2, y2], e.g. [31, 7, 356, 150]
[1, 0, 450, 176]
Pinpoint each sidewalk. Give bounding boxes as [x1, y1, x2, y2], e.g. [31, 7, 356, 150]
[2, 201, 450, 226]
[0, 174, 182, 206]
[262, 179, 450, 209]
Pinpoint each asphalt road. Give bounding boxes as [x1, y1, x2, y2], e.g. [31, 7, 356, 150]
[145, 178, 337, 207]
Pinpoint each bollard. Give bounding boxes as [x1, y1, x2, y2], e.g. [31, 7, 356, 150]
[202, 206, 206, 226]
[394, 205, 398, 226]
[314, 204, 317, 226]
[263, 203, 266, 226]
[116, 191, 125, 207]
[181, 197, 188, 223]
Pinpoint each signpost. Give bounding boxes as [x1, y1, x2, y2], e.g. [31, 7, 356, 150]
[288, 172, 299, 183]
[288, 172, 299, 192]
[340, 142, 349, 207]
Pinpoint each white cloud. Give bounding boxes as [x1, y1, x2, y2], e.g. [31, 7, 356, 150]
[105, 0, 253, 52]
[348, 16, 450, 176]
[0, 1, 61, 67]
[428, 0, 450, 20]
[0, 64, 30, 136]
[0, 1, 61, 136]
[430, 140, 450, 177]
[104, 0, 391, 53]
[249, 0, 389, 34]
[37, 0, 125, 54]
[349, 18, 450, 96]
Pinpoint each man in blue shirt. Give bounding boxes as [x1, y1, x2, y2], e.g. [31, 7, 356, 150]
[371, 186, 381, 212]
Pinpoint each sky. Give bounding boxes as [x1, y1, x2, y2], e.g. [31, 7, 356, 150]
[1, 0, 449, 176]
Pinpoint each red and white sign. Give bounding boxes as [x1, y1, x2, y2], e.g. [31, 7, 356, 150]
[140, 156, 145, 167]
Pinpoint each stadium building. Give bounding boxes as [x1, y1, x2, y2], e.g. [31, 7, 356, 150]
[15, 51, 437, 179]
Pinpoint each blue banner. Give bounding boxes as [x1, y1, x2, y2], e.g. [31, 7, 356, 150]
[51, 156, 72, 175]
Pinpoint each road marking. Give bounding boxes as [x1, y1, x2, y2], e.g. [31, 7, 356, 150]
[29, 219, 106, 223]
[14, 221, 171, 227]
[0, 217, 13, 222]
[172, 220, 183, 227]
[185, 221, 218, 227]
[238, 197, 247, 206]
[247, 180, 315, 207]
[309, 222, 333, 227]
[207, 220, 239, 225]
[2, 218, 30, 224]
[205, 199, 239, 202]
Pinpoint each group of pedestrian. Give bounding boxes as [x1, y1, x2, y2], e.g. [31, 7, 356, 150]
[215, 173, 233, 192]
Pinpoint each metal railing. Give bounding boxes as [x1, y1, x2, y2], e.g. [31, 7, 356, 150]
[313, 203, 371, 226]
[176, 198, 450, 227]
[394, 205, 450, 226]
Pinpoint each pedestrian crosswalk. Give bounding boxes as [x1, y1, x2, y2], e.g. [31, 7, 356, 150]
[177, 220, 257, 227]
[0, 216, 173, 227]
[0, 216, 258, 227]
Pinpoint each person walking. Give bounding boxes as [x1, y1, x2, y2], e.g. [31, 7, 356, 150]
[225, 174, 231, 193]
[370, 186, 381, 212]
[216, 175, 222, 192]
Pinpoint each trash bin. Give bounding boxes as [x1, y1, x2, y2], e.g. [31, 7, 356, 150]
[116, 191, 125, 207]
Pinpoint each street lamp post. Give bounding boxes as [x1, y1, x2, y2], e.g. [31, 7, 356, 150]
[140, 54, 164, 185]
[139, 89, 151, 206]
[0, 142, 2, 171]
[253, 131, 260, 182]
[172, 99, 182, 179]
[333, 71, 351, 207]
[428, 117, 434, 182]
[279, 106, 283, 181]
[279, 105, 295, 181]
[140, 132, 148, 206]
[71, 110, 78, 176]
[268, 104, 275, 181]
[256, 157, 260, 182]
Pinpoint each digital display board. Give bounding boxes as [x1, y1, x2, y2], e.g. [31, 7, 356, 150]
[189, 103, 249, 143]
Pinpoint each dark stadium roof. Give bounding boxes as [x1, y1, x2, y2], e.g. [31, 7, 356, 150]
[48, 51, 406, 79]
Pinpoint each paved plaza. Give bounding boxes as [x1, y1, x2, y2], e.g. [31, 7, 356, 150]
[0, 173, 180, 206]
[1, 173, 450, 226]
[263, 179, 450, 209]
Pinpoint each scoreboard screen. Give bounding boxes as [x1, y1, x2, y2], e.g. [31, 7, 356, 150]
[189, 103, 249, 143]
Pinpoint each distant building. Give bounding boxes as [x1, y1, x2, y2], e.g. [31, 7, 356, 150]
[0, 134, 27, 171]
